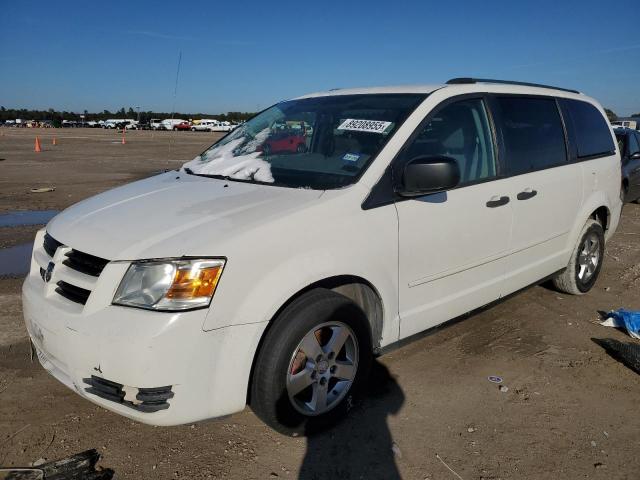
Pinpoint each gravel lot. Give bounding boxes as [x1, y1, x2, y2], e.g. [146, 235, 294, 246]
[1, 128, 639, 479]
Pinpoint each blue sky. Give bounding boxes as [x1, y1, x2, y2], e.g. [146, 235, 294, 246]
[1, 0, 639, 115]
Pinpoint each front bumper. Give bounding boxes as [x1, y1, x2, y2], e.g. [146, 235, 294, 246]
[22, 260, 267, 426]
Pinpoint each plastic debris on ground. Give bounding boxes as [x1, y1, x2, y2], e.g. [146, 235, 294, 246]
[29, 187, 55, 193]
[592, 338, 640, 375]
[600, 309, 640, 339]
[0, 449, 114, 479]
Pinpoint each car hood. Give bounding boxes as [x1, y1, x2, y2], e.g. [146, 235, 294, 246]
[47, 172, 324, 260]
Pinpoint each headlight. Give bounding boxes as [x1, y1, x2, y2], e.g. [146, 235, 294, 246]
[113, 259, 225, 311]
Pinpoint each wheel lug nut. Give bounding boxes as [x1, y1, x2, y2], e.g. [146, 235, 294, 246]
[320, 378, 327, 386]
[330, 366, 336, 374]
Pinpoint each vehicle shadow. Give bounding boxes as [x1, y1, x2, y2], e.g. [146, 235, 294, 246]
[298, 360, 405, 480]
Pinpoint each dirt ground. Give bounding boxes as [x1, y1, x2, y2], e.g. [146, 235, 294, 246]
[1, 128, 640, 479]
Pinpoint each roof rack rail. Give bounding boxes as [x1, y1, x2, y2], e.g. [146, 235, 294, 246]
[446, 77, 580, 94]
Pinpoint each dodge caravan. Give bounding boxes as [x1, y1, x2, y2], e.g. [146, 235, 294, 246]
[23, 78, 622, 434]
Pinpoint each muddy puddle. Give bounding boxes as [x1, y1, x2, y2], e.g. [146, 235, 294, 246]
[0, 243, 33, 277]
[0, 210, 59, 228]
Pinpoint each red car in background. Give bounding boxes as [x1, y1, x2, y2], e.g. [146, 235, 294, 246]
[260, 131, 307, 155]
[173, 121, 192, 131]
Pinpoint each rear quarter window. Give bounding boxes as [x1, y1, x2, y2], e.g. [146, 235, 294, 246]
[560, 99, 615, 159]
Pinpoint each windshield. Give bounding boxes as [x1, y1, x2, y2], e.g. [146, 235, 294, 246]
[183, 94, 426, 189]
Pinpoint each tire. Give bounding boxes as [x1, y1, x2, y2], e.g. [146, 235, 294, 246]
[552, 218, 605, 295]
[250, 288, 372, 436]
[173, 127, 177, 131]
[191, 127, 197, 132]
[296, 143, 307, 153]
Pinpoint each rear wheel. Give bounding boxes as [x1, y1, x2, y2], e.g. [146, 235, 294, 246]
[552, 219, 605, 294]
[296, 143, 307, 153]
[250, 289, 372, 435]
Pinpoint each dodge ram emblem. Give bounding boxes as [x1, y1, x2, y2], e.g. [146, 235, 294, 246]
[44, 262, 55, 283]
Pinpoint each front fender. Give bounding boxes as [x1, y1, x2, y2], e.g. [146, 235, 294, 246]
[201, 198, 399, 348]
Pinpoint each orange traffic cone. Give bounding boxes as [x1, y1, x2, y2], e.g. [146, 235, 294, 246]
[121, 129, 126, 145]
[35, 136, 42, 152]
[52, 137, 57, 146]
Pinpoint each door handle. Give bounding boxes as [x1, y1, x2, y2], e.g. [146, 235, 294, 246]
[517, 189, 538, 201]
[486, 196, 510, 208]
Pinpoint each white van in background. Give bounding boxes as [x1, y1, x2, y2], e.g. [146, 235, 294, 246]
[23, 78, 621, 435]
[191, 120, 217, 132]
[210, 120, 234, 132]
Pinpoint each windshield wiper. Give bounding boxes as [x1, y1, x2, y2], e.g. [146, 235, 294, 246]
[184, 167, 228, 180]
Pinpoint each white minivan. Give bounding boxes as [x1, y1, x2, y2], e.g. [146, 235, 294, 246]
[23, 78, 622, 434]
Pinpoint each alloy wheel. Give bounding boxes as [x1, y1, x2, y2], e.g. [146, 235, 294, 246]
[577, 232, 600, 282]
[286, 321, 358, 416]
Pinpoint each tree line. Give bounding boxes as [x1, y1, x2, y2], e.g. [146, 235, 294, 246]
[0, 106, 256, 126]
[2, 106, 638, 126]
[604, 108, 640, 122]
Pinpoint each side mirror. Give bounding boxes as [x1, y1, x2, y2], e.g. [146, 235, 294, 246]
[396, 155, 461, 197]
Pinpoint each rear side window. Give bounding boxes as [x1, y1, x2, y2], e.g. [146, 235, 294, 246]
[561, 99, 615, 159]
[629, 132, 640, 156]
[495, 97, 567, 175]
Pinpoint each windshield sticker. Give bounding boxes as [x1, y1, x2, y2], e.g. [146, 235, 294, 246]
[337, 119, 393, 134]
[342, 153, 361, 162]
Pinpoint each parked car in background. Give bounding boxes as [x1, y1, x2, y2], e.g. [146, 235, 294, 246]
[104, 119, 135, 129]
[24, 78, 621, 435]
[124, 121, 139, 130]
[191, 120, 220, 132]
[210, 121, 234, 132]
[259, 130, 307, 154]
[158, 119, 184, 131]
[173, 121, 192, 131]
[615, 127, 640, 203]
[150, 119, 163, 130]
[612, 119, 639, 130]
[136, 122, 151, 130]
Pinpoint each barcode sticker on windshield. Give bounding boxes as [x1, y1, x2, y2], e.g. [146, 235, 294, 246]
[337, 119, 393, 134]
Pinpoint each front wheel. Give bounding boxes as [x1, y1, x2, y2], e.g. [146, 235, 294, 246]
[250, 289, 372, 435]
[552, 218, 605, 294]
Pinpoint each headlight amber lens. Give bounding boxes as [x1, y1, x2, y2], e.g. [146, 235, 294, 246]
[165, 262, 224, 300]
[113, 259, 225, 311]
